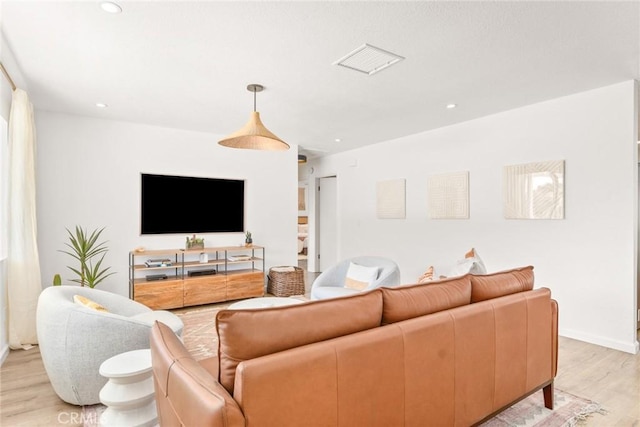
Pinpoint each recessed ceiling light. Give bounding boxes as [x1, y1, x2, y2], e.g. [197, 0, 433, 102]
[100, 2, 122, 14]
[446, 104, 457, 109]
[96, 103, 108, 108]
[334, 138, 341, 143]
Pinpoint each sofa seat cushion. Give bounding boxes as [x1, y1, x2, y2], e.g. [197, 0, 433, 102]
[381, 276, 471, 324]
[216, 290, 383, 394]
[470, 265, 534, 303]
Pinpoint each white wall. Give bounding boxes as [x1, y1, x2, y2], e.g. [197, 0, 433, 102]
[308, 81, 639, 354]
[36, 112, 298, 298]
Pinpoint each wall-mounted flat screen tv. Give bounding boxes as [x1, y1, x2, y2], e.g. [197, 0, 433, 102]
[141, 173, 244, 234]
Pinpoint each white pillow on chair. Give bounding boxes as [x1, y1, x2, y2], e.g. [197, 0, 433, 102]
[344, 263, 380, 291]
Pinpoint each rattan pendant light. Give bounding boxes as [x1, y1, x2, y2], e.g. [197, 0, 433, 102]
[218, 84, 289, 151]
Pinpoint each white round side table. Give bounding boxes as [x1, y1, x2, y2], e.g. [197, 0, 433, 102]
[227, 296, 306, 309]
[98, 349, 157, 427]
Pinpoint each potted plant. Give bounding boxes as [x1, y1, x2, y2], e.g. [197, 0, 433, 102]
[186, 234, 205, 250]
[245, 231, 253, 247]
[60, 226, 116, 288]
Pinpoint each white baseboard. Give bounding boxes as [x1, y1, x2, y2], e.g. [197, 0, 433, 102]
[0, 343, 9, 367]
[559, 328, 639, 354]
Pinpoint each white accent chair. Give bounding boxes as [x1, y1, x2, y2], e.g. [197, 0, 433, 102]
[310, 256, 401, 300]
[36, 285, 184, 405]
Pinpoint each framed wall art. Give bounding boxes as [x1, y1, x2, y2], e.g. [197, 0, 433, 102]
[377, 178, 406, 219]
[503, 160, 564, 219]
[427, 171, 469, 219]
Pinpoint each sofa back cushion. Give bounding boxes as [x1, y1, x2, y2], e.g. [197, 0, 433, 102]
[216, 290, 383, 394]
[470, 265, 534, 303]
[381, 276, 472, 324]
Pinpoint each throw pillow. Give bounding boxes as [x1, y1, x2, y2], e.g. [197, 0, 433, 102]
[465, 248, 487, 272]
[446, 247, 487, 277]
[417, 266, 434, 283]
[344, 262, 380, 290]
[73, 294, 109, 312]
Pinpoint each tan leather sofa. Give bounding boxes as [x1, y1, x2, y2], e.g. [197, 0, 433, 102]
[150, 265, 558, 426]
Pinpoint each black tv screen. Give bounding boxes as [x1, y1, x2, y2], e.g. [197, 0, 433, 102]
[141, 173, 245, 234]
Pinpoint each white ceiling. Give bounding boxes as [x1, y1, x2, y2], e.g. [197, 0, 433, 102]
[2, 1, 639, 157]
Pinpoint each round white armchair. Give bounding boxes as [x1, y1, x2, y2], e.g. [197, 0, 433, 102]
[36, 285, 183, 405]
[310, 256, 401, 300]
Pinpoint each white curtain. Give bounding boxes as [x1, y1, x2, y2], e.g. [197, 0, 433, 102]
[7, 89, 41, 349]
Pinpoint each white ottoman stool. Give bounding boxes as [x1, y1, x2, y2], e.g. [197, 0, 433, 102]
[99, 349, 157, 427]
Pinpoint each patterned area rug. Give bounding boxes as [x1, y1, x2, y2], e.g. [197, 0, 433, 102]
[177, 305, 224, 360]
[479, 389, 605, 426]
[83, 304, 605, 426]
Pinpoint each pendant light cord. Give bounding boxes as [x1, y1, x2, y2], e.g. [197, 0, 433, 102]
[253, 88, 257, 112]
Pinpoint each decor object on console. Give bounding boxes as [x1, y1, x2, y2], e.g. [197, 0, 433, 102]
[503, 160, 564, 219]
[36, 285, 183, 405]
[427, 171, 469, 219]
[218, 84, 289, 151]
[149, 265, 558, 426]
[60, 226, 115, 288]
[376, 178, 406, 219]
[310, 256, 400, 300]
[186, 234, 204, 250]
[245, 231, 252, 246]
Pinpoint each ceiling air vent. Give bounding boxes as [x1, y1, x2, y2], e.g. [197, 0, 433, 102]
[333, 43, 404, 75]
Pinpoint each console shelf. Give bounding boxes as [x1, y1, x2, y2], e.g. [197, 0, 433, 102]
[128, 245, 265, 310]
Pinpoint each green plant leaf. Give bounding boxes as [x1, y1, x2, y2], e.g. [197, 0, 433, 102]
[59, 226, 116, 288]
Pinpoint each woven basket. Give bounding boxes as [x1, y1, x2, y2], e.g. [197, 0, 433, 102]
[267, 266, 305, 297]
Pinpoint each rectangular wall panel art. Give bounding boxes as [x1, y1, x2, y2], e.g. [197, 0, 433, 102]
[503, 160, 564, 219]
[428, 171, 469, 219]
[377, 179, 406, 219]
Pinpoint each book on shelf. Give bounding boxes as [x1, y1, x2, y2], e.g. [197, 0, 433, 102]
[227, 255, 252, 262]
[145, 258, 172, 267]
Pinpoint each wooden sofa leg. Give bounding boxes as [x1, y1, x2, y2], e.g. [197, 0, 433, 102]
[543, 382, 554, 410]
